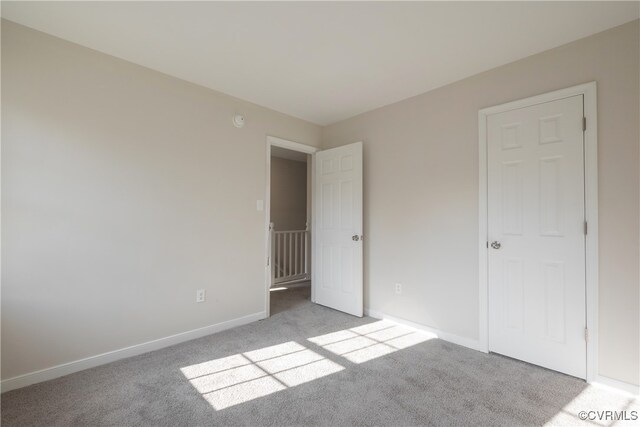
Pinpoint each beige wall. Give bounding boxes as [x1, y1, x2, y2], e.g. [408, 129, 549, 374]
[1, 21, 322, 380]
[322, 20, 639, 385]
[270, 157, 307, 231]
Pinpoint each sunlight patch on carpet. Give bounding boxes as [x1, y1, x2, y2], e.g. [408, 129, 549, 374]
[544, 383, 640, 426]
[181, 341, 344, 410]
[308, 320, 435, 363]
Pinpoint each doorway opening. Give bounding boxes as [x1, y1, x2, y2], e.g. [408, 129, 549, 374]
[270, 146, 311, 314]
[265, 137, 317, 317]
[264, 136, 364, 319]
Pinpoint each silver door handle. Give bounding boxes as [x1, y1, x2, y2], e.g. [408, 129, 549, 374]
[491, 241, 501, 249]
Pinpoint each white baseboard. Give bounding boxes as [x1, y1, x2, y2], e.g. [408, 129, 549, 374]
[364, 308, 483, 352]
[1, 311, 266, 393]
[594, 375, 640, 396]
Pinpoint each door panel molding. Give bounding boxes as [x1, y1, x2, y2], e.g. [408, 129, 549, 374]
[478, 82, 598, 382]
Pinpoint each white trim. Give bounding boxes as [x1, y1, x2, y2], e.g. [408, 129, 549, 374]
[593, 376, 640, 396]
[1, 311, 266, 393]
[310, 152, 317, 304]
[582, 84, 599, 385]
[365, 308, 483, 352]
[267, 136, 319, 154]
[478, 111, 489, 353]
[478, 82, 598, 382]
[264, 136, 318, 317]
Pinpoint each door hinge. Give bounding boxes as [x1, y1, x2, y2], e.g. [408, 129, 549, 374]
[584, 327, 589, 342]
[584, 221, 588, 235]
[267, 256, 270, 267]
[583, 117, 587, 131]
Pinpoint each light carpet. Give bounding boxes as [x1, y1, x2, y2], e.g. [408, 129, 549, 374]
[2, 285, 637, 426]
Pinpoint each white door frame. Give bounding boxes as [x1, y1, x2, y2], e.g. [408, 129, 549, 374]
[478, 82, 598, 383]
[264, 136, 318, 317]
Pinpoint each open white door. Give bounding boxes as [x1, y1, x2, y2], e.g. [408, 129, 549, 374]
[312, 142, 363, 317]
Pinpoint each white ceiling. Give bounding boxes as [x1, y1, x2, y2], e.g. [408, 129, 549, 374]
[2, 2, 638, 125]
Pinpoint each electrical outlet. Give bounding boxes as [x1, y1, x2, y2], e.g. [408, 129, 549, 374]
[395, 283, 402, 294]
[196, 289, 206, 303]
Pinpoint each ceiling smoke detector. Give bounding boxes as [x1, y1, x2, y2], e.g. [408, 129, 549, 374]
[232, 114, 245, 128]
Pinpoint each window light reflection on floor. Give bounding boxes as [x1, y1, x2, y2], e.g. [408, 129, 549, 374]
[181, 341, 344, 410]
[181, 320, 435, 410]
[307, 320, 436, 364]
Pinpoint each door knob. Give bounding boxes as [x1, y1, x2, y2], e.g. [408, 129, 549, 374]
[491, 241, 501, 249]
[352, 235, 360, 241]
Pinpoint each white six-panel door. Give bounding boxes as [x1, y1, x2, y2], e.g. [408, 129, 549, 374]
[313, 142, 363, 317]
[487, 95, 586, 378]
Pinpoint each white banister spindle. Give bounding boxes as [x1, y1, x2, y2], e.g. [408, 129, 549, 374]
[278, 232, 282, 279]
[270, 222, 275, 283]
[302, 233, 306, 274]
[294, 233, 299, 276]
[288, 233, 293, 276]
[271, 227, 311, 285]
[306, 225, 310, 276]
[284, 233, 288, 278]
